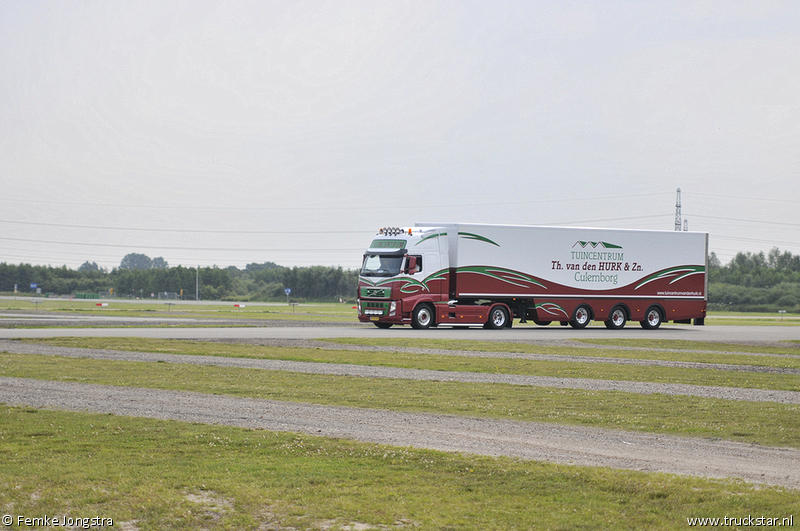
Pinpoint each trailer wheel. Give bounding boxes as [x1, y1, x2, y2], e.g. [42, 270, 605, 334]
[604, 306, 627, 330]
[640, 306, 663, 330]
[570, 305, 591, 329]
[411, 303, 434, 329]
[486, 306, 509, 330]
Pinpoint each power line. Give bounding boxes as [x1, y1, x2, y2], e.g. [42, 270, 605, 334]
[689, 192, 800, 205]
[710, 234, 800, 247]
[5, 217, 796, 252]
[0, 215, 676, 234]
[5, 213, 799, 236]
[4, 191, 794, 212]
[0, 214, 677, 238]
[548, 214, 670, 226]
[0, 191, 673, 212]
[0, 236, 362, 253]
[687, 214, 800, 228]
[0, 219, 367, 234]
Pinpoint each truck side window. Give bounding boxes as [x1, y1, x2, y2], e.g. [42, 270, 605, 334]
[409, 255, 422, 273]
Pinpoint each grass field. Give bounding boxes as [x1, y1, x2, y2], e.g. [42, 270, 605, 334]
[0, 303, 798, 529]
[3, 406, 795, 531]
[0, 298, 357, 324]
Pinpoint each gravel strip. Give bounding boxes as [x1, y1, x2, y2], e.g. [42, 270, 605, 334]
[2, 376, 798, 489]
[2, 340, 798, 404]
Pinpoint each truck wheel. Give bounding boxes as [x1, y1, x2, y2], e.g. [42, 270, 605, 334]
[570, 305, 591, 329]
[411, 303, 434, 329]
[604, 306, 627, 330]
[533, 319, 552, 326]
[374, 322, 393, 329]
[640, 306, 662, 330]
[486, 306, 509, 330]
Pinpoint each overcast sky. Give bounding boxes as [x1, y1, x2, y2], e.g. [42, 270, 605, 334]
[2, 1, 799, 271]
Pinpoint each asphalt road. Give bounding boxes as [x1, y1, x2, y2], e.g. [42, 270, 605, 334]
[0, 320, 798, 343]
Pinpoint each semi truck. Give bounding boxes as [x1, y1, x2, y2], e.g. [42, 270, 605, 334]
[357, 223, 708, 330]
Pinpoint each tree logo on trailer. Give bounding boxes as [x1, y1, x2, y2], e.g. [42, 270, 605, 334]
[572, 241, 622, 249]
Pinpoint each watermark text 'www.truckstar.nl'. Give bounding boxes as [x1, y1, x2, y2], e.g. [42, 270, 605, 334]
[687, 515, 793, 527]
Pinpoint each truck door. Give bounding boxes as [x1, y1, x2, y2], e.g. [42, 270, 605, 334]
[422, 252, 444, 298]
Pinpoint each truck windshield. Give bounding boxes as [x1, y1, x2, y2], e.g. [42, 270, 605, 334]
[360, 254, 404, 277]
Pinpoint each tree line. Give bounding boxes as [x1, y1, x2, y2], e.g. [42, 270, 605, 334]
[0, 255, 358, 302]
[1, 248, 800, 310]
[708, 248, 800, 312]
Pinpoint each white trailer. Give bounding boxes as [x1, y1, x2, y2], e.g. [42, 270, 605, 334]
[357, 223, 708, 330]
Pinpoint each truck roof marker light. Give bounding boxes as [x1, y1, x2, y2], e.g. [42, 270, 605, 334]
[377, 227, 413, 236]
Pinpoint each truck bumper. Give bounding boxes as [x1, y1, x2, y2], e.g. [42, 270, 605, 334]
[357, 299, 403, 324]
